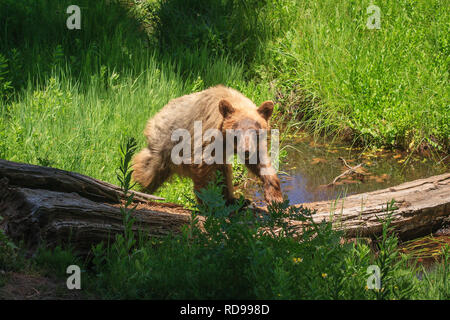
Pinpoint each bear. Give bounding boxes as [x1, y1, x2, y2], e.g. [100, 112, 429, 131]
[132, 85, 283, 204]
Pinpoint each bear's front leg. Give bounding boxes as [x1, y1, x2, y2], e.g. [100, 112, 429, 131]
[246, 164, 283, 204]
[190, 164, 235, 204]
[221, 164, 236, 204]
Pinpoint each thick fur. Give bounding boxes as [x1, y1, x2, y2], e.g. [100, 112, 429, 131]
[132, 85, 283, 203]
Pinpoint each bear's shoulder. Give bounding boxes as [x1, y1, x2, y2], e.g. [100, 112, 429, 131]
[202, 85, 256, 111]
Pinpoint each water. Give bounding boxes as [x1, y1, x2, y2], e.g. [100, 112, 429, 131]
[244, 133, 449, 268]
[245, 133, 448, 206]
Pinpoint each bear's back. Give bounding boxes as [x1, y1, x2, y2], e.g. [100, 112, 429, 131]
[163, 85, 256, 117]
[145, 85, 257, 140]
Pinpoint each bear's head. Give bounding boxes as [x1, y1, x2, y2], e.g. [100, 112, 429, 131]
[219, 99, 274, 163]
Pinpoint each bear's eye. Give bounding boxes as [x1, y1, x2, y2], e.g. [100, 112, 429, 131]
[232, 118, 261, 130]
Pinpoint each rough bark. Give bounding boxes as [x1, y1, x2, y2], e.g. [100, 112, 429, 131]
[0, 159, 164, 202]
[0, 178, 191, 255]
[0, 159, 449, 255]
[293, 173, 450, 239]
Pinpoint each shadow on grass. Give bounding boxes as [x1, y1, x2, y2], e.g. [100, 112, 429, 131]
[0, 0, 277, 92]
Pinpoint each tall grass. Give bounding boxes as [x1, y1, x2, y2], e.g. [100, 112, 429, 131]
[1, 138, 448, 300]
[0, 0, 276, 202]
[260, 0, 449, 151]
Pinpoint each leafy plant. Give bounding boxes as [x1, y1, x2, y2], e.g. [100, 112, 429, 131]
[0, 54, 12, 101]
[372, 200, 415, 299]
[116, 136, 138, 252]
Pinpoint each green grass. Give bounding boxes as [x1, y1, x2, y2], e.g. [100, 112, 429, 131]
[1, 2, 447, 196]
[1, 1, 447, 195]
[2, 192, 449, 300]
[259, 0, 449, 151]
[0, 0, 276, 202]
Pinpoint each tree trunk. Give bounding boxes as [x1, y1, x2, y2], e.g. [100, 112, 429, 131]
[0, 159, 449, 255]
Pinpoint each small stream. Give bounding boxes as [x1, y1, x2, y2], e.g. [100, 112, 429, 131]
[245, 134, 448, 206]
[244, 133, 449, 270]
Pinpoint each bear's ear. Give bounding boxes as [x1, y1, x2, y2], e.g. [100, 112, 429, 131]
[219, 99, 235, 118]
[257, 101, 274, 121]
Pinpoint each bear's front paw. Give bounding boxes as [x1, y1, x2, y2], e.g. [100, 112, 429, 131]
[264, 182, 283, 204]
[263, 175, 283, 204]
[264, 191, 284, 204]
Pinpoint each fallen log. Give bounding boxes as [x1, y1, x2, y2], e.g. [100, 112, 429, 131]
[0, 178, 191, 255]
[0, 159, 449, 255]
[295, 173, 450, 239]
[256, 174, 449, 241]
[0, 159, 165, 203]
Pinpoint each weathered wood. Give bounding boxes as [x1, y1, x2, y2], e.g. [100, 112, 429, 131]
[294, 173, 450, 239]
[0, 159, 449, 254]
[0, 159, 164, 202]
[0, 178, 190, 255]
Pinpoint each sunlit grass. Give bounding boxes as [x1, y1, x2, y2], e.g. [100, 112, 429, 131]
[260, 0, 449, 151]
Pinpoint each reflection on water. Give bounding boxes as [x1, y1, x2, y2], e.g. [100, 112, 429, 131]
[245, 135, 448, 206]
